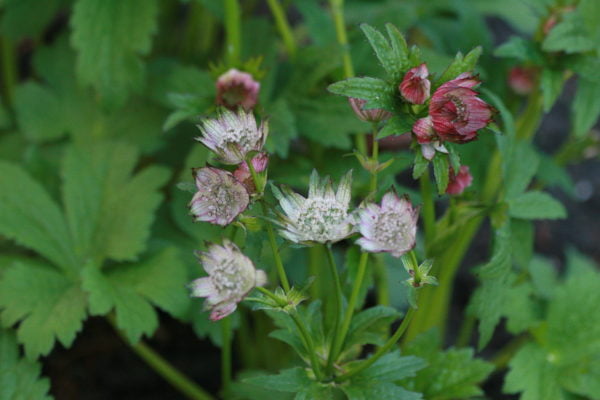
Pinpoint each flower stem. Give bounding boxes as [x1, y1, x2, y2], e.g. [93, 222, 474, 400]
[324, 243, 344, 375]
[374, 257, 390, 306]
[335, 303, 417, 382]
[420, 172, 436, 249]
[221, 316, 232, 389]
[289, 310, 325, 380]
[110, 319, 215, 400]
[265, 0, 297, 58]
[369, 124, 380, 194]
[328, 0, 354, 78]
[330, 251, 369, 367]
[224, 0, 241, 66]
[261, 202, 291, 292]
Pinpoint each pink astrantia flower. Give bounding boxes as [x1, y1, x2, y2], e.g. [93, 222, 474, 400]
[412, 116, 448, 160]
[446, 165, 473, 195]
[508, 67, 536, 96]
[348, 98, 392, 123]
[429, 73, 493, 143]
[216, 68, 260, 111]
[189, 167, 249, 226]
[196, 109, 268, 165]
[399, 64, 431, 105]
[190, 240, 267, 321]
[233, 152, 269, 193]
[356, 192, 419, 257]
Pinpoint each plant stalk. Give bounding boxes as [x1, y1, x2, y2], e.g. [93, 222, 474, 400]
[224, 0, 241, 65]
[221, 316, 232, 389]
[265, 0, 297, 58]
[324, 244, 344, 375]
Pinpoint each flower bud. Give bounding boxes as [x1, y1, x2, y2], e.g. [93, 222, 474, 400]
[399, 64, 431, 105]
[446, 165, 473, 195]
[348, 98, 392, 123]
[216, 68, 260, 111]
[508, 67, 536, 96]
[233, 153, 269, 193]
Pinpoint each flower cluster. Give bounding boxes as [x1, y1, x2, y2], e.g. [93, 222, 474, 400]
[190, 240, 267, 321]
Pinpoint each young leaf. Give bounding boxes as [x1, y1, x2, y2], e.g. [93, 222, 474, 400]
[0, 262, 87, 359]
[432, 154, 449, 194]
[71, 0, 159, 107]
[435, 47, 482, 87]
[0, 161, 77, 272]
[378, 116, 414, 139]
[359, 23, 407, 81]
[572, 78, 600, 138]
[508, 191, 567, 220]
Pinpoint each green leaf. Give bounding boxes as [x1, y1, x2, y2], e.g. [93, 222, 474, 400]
[71, 0, 159, 107]
[378, 116, 414, 139]
[342, 382, 421, 400]
[0, 0, 65, 40]
[508, 191, 567, 220]
[572, 78, 600, 138]
[528, 256, 558, 299]
[265, 99, 298, 158]
[359, 23, 408, 81]
[13, 82, 66, 143]
[62, 142, 171, 263]
[0, 161, 76, 272]
[0, 329, 52, 400]
[435, 46, 482, 87]
[412, 151, 429, 180]
[327, 77, 395, 111]
[402, 330, 494, 400]
[494, 36, 542, 63]
[478, 226, 512, 279]
[82, 248, 189, 343]
[432, 154, 449, 194]
[504, 140, 540, 200]
[244, 367, 312, 393]
[542, 12, 595, 54]
[511, 219, 534, 269]
[541, 68, 564, 112]
[0, 262, 87, 358]
[345, 306, 401, 348]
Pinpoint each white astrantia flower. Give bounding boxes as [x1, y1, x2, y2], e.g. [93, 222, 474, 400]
[189, 167, 249, 226]
[196, 109, 268, 164]
[356, 192, 419, 257]
[189, 239, 267, 321]
[273, 170, 355, 244]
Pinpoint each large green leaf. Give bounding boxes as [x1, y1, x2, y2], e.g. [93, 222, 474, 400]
[0, 262, 87, 358]
[71, 0, 159, 107]
[508, 191, 567, 220]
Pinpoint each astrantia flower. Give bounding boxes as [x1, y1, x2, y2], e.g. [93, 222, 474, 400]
[233, 152, 269, 193]
[399, 64, 431, 105]
[196, 109, 268, 164]
[190, 240, 267, 321]
[348, 97, 392, 123]
[446, 165, 473, 195]
[274, 170, 355, 244]
[429, 73, 493, 143]
[412, 116, 448, 161]
[356, 192, 418, 257]
[189, 167, 249, 226]
[216, 68, 260, 111]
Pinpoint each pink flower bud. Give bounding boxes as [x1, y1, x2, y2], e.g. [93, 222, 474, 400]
[399, 64, 431, 105]
[508, 67, 536, 96]
[348, 98, 392, 123]
[233, 153, 269, 193]
[412, 116, 435, 144]
[216, 68, 260, 111]
[446, 165, 473, 195]
[429, 73, 493, 144]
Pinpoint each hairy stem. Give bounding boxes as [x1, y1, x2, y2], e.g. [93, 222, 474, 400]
[265, 0, 297, 58]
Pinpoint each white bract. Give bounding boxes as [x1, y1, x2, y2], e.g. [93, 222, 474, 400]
[189, 240, 267, 321]
[356, 192, 418, 257]
[196, 109, 268, 164]
[274, 170, 355, 244]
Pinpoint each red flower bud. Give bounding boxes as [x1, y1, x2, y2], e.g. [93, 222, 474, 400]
[216, 69, 260, 111]
[399, 64, 431, 105]
[348, 98, 392, 123]
[446, 165, 473, 195]
[508, 67, 536, 96]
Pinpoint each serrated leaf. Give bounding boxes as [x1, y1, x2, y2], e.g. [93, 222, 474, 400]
[541, 68, 564, 112]
[0, 262, 87, 359]
[342, 381, 421, 400]
[0, 329, 52, 400]
[478, 226, 512, 279]
[508, 191, 567, 220]
[401, 330, 494, 399]
[378, 116, 414, 139]
[572, 78, 600, 138]
[0, 161, 77, 272]
[71, 0, 159, 107]
[432, 154, 449, 194]
[244, 367, 312, 393]
[412, 151, 429, 180]
[542, 12, 595, 54]
[327, 77, 395, 111]
[436, 47, 482, 87]
[360, 24, 406, 80]
[13, 82, 66, 143]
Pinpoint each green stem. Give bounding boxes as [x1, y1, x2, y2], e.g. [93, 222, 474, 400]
[369, 125, 379, 194]
[328, 0, 354, 78]
[111, 321, 214, 400]
[221, 316, 232, 389]
[491, 335, 529, 370]
[420, 172, 436, 249]
[374, 257, 390, 306]
[265, 0, 297, 58]
[336, 305, 417, 382]
[308, 246, 322, 299]
[1, 37, 17, 107]
[324, 244, 344, 375]
[456, 314, 476, 347]
[330, 251, 369, 367]
[289, 310, 325, 380]
[224, 0, 241, 65]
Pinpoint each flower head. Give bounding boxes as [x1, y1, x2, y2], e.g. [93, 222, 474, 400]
[216, 68, 260, 111]
[429, 73, 493, 143]
[446, 165, 473, 195]
[508, 67, 536, 96]
[412, 116, 448, 160]
[190, 239, 267, 321]
[399, 64, 431, 105]
[196, 109, 268, 164]
[274, 170, 355, 244]
[348, 98, 392, 123]
[233, 152, 269, 193]
[189, 167, 249, 226]
[356, 192, 418, 257]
